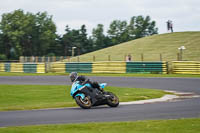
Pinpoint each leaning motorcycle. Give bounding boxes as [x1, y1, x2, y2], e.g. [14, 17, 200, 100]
[70, 81, 119, 109]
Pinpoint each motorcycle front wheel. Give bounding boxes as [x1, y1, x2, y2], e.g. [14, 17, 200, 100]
[75, 95, 92, 109]
[106, 92, 119, 107]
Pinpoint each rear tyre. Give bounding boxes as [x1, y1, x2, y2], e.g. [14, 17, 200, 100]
[75, 95, 92, 109]
[106, 92, 119, 107]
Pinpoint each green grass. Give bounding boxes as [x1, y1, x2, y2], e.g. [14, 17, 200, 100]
[0, 72, 200, 78]
[0, 84, 166, 111]
[0, 118, 199, 133]
[67, 32, 200, 62]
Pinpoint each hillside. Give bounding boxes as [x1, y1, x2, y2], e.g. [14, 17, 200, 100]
[68, 32, 200, 62]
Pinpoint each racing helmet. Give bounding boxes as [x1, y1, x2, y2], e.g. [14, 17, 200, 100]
[69, 72, 78, 82]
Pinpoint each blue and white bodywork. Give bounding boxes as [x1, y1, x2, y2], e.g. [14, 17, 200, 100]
[70, 80, 119, 109]
[70, 81, 107, 100]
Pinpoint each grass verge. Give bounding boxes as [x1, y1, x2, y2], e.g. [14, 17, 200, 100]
[0, 72, 200, 78]
[0, 118, 199, 133]
[0, 84, 166, 111]
[67, 32, 200, 62]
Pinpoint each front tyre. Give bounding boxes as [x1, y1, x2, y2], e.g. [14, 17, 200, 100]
[106, 92, 119, 107]
[75, 95, 92, 109]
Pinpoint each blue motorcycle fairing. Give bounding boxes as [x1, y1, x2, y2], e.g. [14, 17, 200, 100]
[99, 83, 107, 89]
[70, 81, 92, 99]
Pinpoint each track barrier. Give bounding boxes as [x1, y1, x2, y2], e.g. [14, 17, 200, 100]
[92, 62, 126, 73]
[1, 61, 200, 75]
[50, 61, 166, 74]
[127, 62, 167, 74]
[0, 63, 45, 73]
[172, 61, 200, 74]
[51, 62, 66, 73]
[50, 62, 92, 73]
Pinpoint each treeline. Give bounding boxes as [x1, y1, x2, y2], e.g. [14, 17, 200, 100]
[0, 9, 158, 60]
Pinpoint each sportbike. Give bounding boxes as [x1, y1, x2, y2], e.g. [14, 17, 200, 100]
[70, 81, 119, 109]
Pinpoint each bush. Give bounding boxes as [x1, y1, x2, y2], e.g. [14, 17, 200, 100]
[47, 53, 55, 57]
[0, 54, 7, 60]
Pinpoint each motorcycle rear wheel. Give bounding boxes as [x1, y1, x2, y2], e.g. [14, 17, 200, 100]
[75, 95, 92, 109]
[106, 92, 119, 107]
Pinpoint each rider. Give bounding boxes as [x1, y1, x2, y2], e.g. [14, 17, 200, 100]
[69, 72, 102, 91]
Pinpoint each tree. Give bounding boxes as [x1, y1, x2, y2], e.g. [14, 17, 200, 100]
[79, 25, 91, 54]
[107, 20, 130, 45]
[47, 34, 63, 56]
[128, 15, 158, 39]
[92, 24, 105, 50]
[0, 10, 159, 59]
[61, 25, 73, 56]
[0, 32, 7, 60]
[0, 9, 57, 59]
[107, 15, 158, 45]
[61, 25, 92, 56]
[29, 11, 57, 56]
[0, 9, 26, 59]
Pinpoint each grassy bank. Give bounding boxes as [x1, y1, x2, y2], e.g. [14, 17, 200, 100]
[0, 118, 199, 133]
[67, 32, 200, 62]
[68, 32, 200, 76]
[0, 84, 166, 111]
[0, 72, 200, 78]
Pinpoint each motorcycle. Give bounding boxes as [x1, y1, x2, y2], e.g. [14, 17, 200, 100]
[70, 81, 119, 109]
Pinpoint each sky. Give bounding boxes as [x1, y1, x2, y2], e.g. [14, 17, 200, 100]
[0, 0, 200, 35]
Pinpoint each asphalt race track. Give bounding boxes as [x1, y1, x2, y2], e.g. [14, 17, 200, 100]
[0, 76, 200, 127]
